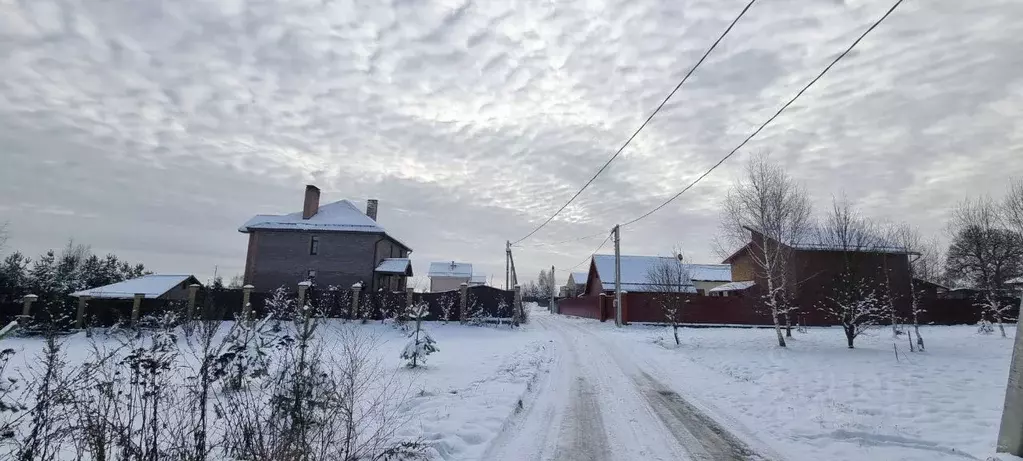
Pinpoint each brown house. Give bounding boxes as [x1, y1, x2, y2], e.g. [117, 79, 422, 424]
[722, 227, 913, 322]
[239, 185, 412, 292]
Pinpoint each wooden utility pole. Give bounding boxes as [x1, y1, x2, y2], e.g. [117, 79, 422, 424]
[550, 265, 556, 313]
[506, 241, 511, 290]
[613, 224, 622, 327]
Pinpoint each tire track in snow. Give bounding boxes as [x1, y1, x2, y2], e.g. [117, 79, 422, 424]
[558, 318, 777, 461]
[638, 371, 767, 461]
[553, 377, 612, 461]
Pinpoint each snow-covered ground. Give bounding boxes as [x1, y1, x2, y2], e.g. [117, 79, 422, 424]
[0, 315, 554, 461]
[3, 307, 1016, 461]
[519, 313, 1016, 461]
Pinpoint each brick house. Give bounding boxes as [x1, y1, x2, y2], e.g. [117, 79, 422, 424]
[722, 227, 912, 320]
[239, 185, 412, 292]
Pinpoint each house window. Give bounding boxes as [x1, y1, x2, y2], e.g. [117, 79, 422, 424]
[309, 236, 319, 255]
[307, 269, 317, 279]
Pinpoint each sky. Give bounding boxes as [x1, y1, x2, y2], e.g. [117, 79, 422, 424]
[1, 0, 1022, 288]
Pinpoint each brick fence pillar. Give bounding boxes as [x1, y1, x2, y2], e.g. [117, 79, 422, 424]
[242, 284, 254, 323]
[351, 283, 362, 320]
[459, 283, 469, 324]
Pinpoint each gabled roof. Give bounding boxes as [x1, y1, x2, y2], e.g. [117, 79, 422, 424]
[591, 255, 700, 293]
[709, 281, 755, 292]
[470, 274, 488, 285]
[569, 272, 588, 285]
[239, 199, 410, 250]
[723, 226, 911, 262]
[428, 261, 473, 278]
[72, 274, 200, 299]
[375, 258, 413, 276]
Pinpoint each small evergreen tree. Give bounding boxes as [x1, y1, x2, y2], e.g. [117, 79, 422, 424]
[401, 303, 438, 368]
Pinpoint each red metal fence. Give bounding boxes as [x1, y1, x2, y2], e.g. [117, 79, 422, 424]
[555, 292, 1020, 326]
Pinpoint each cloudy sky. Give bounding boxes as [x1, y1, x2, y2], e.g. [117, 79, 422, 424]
[1, 0, 1021, 287]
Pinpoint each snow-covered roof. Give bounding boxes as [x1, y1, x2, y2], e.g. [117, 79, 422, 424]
[470, 274, 488, 285]
[709, 281, 756, 292]
[686, 264, 732, 282]
[239, 199, 410, 250]
[591, 255, 704, 293]
[375, 258, 412, 275]
[72, 274, 199, 299]
[428, 261, 473, 278]
[745, 226, 910, 254]
[1007, 276, 1023, 286]
[569, 272, 588, 285]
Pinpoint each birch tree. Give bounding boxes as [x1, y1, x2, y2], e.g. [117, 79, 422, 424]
[720, 155, 812, 348]
[645, 249, 692, 345]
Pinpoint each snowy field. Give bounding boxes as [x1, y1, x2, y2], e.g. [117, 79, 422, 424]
[0, 315, 553, 461]
[589, 318, 1018, 461]
[3, 306, 1018, 461]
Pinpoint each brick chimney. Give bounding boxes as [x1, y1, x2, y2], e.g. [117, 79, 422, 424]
[302, 185, 320, 219]
[366, 199, 379, 221]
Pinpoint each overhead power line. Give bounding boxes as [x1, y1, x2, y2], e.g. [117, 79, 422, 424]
[561, 231, 614, 273]
[510, 0, 760, 246]
[518, 231, 608, 249]
[622, 0, 904, 229]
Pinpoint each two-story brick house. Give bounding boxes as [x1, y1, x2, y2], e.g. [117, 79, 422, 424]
[239, 185, 413, 292]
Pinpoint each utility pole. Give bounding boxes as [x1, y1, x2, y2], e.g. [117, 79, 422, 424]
[550, 265, 556, 313]
[613, 224, 622, 327]
[997, 283, 1023, 455]
[505, 241, 511, 290]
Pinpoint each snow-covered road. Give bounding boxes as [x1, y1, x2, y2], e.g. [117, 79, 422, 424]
[486, 310, 777, 461]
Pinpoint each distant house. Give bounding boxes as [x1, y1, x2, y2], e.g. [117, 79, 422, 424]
[239, 185, 412, 292]
[582, 254, 730, 295]
[470, 274, 488, 287]
[72, 274, 202, 300]
[566, 272, 588, 297]
[428, 262, 473, 292]
[722, 226, 912, 313]
[708, 281, 755, 297]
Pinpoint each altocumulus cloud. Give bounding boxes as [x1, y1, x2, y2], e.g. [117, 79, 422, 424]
[1, 0, 1021, 284]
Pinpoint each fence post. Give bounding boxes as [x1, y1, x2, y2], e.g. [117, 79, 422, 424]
[242, 284, 254, 323]
[187, 284, 200, 322]
[459, 283, 469, 324]
[75, 295, 90, 329]
[21, 294, 37, 318]
[352, 283, 362, 320]
[599, 293, 608, 321]
[131, 293, 144, 326]
[298, 281, 311, 311]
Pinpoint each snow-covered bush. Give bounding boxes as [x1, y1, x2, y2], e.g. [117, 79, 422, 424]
[440, 293, 455, 324]
[978, 319, 995, 335]
[401, 303, 438, 368]
[216, 315, 279, 391]
[467, 295, 486, 326]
